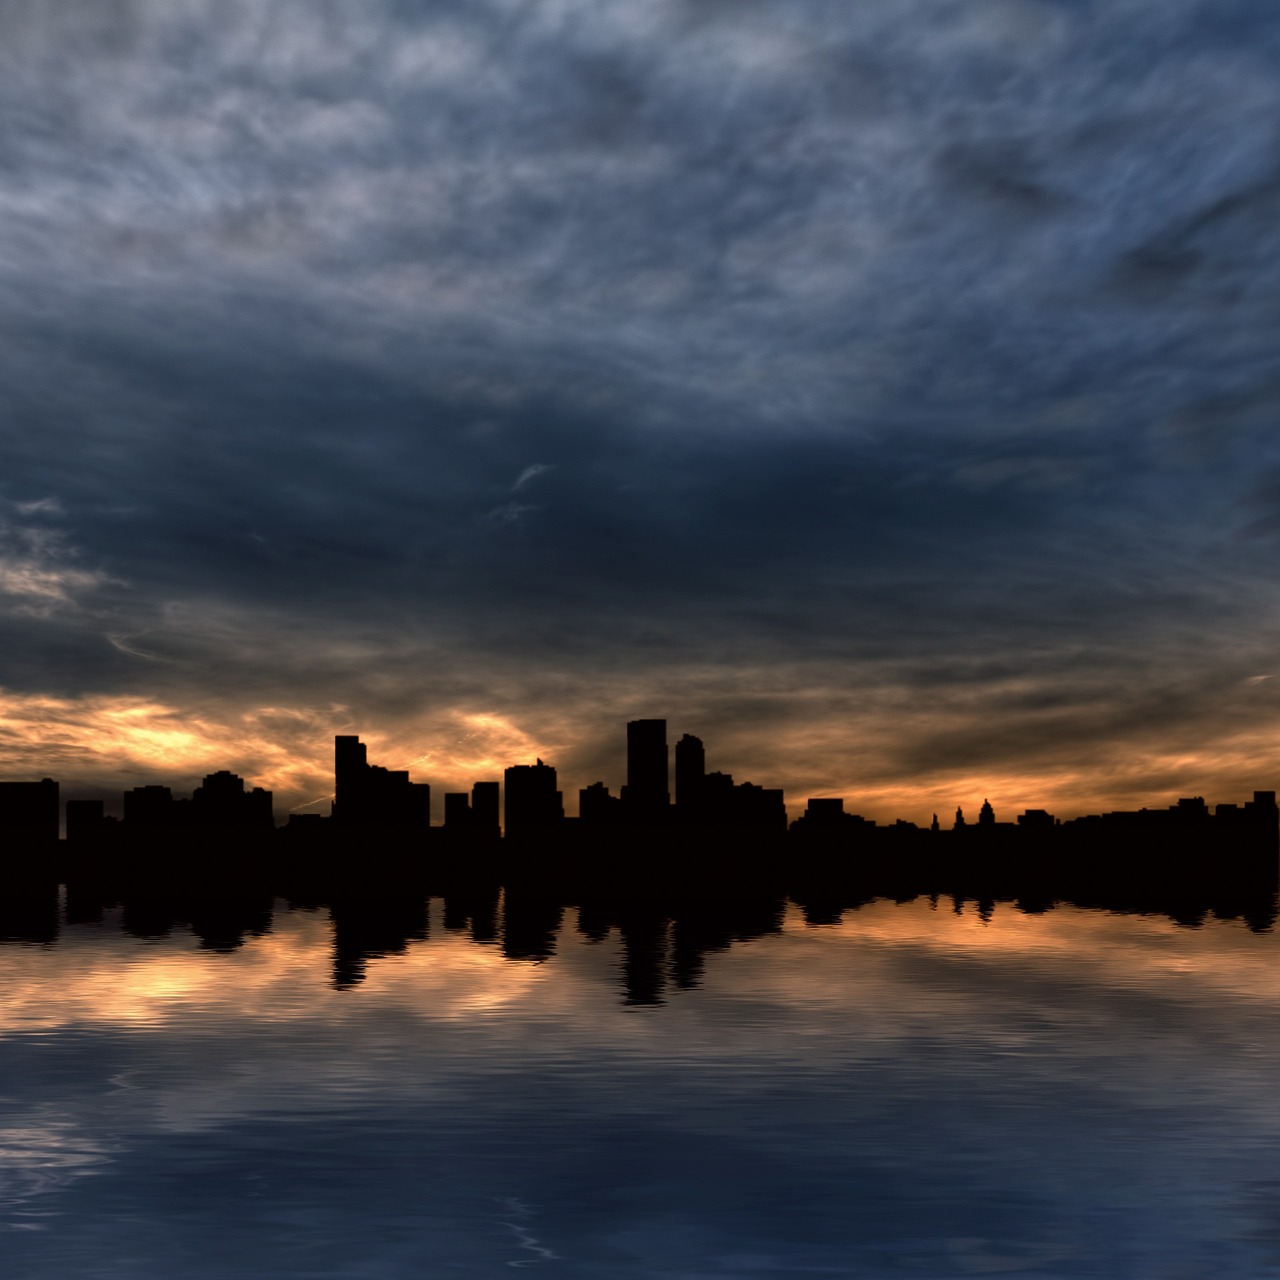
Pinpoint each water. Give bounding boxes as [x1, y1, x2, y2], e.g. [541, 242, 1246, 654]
[3, 894, 1280, 1277]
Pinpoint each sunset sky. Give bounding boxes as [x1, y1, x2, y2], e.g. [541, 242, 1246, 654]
[3, 0, 1280, 821]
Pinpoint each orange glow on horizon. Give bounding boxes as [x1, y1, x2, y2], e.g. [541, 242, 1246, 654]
[0, 689, 562, 812]
[0, 685, 1277, 822]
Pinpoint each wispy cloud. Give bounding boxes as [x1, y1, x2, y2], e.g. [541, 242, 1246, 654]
[513, 464, 553, 492]
[485, 502, 538, 525]
[0, 513, 111, 615]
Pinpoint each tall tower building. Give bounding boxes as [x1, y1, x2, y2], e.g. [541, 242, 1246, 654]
[334, 735, 369, 820]
[625, 719, 669, 818]
[471, 781, 501, 841]
[675, 733, 705, 813]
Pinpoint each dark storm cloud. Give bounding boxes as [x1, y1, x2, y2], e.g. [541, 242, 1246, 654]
[2, 0, 1279, 808]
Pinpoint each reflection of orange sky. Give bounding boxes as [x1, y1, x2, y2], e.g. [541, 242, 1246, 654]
[1, 684, 1279, 822]
[0, 909, 549, 1036]
[2, 900, 1277, 1043]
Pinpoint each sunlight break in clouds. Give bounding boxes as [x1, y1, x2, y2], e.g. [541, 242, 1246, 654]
[0, 691, 561, 813]
[416, 711, 551, 783]
[0, 691, 334, 801]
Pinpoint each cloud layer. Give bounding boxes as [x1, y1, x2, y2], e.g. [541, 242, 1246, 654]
[3, 0, 1280, 816]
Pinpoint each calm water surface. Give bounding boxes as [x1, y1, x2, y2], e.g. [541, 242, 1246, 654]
[3, 895, 1280, 1277]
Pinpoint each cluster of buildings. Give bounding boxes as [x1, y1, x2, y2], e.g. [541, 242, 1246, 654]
[0, 719, 787, 853]
[0, 770, 275, 851]
[0, 719, 1275, 862]
[789, 790, 1280, 846]
[271, 721, 787, 845]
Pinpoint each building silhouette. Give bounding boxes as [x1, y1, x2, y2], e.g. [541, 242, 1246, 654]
[443, 792, 471, 832]
[123, 784, 176, 839]
[332, 735, 430, 839]
[504, 760, 563, 842]
[0, 778, 58, 851]
[578, 780, 621, 826]
[0, 713, 1277, 954]
[191, 771, 274, 837]
[65, 799, 118, 849]
[1017, 809, 1054, 831]
[1, 706, 1278, 1010]
[470, 781, 501, 842]
[624, 719, 669, 819]
[675, 733, 705, 817]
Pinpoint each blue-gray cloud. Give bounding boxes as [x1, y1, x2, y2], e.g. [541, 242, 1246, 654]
[2, 0, 1279, 809]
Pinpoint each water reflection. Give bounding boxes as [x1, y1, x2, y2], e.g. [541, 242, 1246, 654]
[3, 892, 1280, 1276]
[3, 867, 1278, 1008]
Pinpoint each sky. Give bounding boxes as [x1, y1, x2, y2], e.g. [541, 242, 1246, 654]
[3, 0, 1280, 821]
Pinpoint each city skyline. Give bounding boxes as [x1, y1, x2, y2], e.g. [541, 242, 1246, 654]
[6, 717, 1277, 1005]
[4, 8, 1276, 1276]
[3, 678, 1280, 830]
[3, 717, 1274, 1012]
[5, 717, 1277, 846]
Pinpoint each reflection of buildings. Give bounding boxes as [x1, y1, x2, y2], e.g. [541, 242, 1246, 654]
[330, 891, 430, 990]
[0, 719, 1271, 945]
[2, 713, 1279, 1001]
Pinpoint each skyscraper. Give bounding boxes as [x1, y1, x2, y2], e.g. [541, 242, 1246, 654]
[334, 735, 369, 820]
[625, 719, 669, 818]
[470, 781, 501, 841]
[675, 733, 705, 814]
